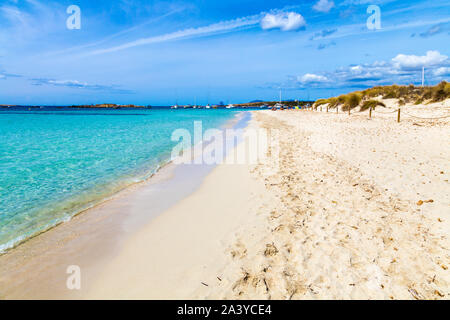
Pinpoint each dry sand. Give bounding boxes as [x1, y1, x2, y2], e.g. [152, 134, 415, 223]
[84, 127, 270, 299]
[86, 102, 449, 300]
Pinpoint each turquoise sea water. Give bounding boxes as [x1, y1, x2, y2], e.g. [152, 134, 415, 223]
[0, 108, 237, 252]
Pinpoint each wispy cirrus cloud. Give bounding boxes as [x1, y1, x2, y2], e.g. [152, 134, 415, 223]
[46, 4, 190, 57]
[338, 0, 392, 6]
[411, 22, 450, 38]
[0, 0, 64, 40]
[0, 4, 30, 26]
[310, 28, 338, 40]
[308, 17, 450, 43]
[88, 14, 264, 56]
[30, 78, 134, 94]
[317, 41, 336, 50]
[0, 70, 21, 79]
[87, 10, 307, 56]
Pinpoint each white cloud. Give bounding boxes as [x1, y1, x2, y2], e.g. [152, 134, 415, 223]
[433, 67, 450, 76]
[261, 12, 306, 31]
[350, 65, 364, 74]
[313, 0, 335, 13]
[392, 50, 448, 70]
[300, 73, 329, 83]
[276, 50, 449, 90]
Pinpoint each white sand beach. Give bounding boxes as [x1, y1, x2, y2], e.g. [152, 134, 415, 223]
[2, 0, 449, 302]
[1, 101, 449, 300]
[86, 101, 450, 300]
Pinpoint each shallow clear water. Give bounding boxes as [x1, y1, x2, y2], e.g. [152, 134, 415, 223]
[0, 107, 237, 252]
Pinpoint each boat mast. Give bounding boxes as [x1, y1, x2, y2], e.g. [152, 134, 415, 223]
[422, 67, 425, 87]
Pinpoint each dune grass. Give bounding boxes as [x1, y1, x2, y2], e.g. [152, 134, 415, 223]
[362, 81, 450, 103]
[360, 99, 386, 111]
[342, 93, 362, 111]
[314, 81, 449, 111]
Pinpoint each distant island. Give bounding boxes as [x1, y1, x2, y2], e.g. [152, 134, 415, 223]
[0, 103, 150, 109]
[69, 104, 150, 109]
[0, 101, 315, 109]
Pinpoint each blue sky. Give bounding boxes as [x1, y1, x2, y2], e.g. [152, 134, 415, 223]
[0, 0, 449, 105]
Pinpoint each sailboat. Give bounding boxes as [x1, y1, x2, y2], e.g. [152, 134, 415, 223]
[275, 88, 286, 109]
[172, 91, 179, 109]
[192, 97, 198, 109]
[274, 103, 283, 109]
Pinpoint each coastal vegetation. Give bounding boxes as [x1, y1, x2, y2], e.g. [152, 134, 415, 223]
[360, 99, 386, 111]
[314, 81, 450, 110]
